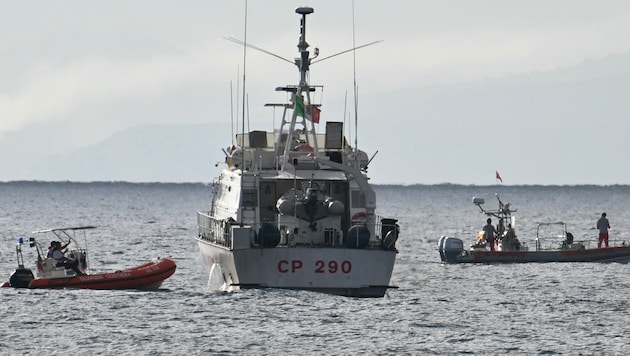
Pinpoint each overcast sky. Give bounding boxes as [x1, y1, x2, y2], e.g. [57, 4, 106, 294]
[2, 1, 630, 185]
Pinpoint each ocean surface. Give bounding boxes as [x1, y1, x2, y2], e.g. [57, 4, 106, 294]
[1, 182, 629, 355]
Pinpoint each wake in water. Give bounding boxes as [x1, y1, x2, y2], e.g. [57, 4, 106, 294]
[206, 262, 231, 293]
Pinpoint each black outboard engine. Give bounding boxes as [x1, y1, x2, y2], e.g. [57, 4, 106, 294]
[438, 236, 464, 263]
[9, 237, 35, 288]
[10, 268, 35, 289]
[380, 218, 399, 250]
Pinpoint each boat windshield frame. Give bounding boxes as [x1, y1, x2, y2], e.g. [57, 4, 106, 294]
[535, 221, 568, 250]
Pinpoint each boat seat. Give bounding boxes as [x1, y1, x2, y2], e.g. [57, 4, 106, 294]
[40, 258, 72, 275]
[41, 258, 60, 271]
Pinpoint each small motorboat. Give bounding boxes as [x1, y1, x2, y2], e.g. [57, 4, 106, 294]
[438, 195, 630, 264]
[3, 226, 176, 290]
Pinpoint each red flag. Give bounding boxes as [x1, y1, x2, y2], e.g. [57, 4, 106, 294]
[496, 171, 502, 182]
[311, 105, 320, 124]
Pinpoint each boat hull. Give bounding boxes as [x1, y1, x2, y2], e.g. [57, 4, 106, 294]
[457, 247, 630, 263]
[27, 257, 176, 290]
[197, 238, 396, 297]
[439, 236, 630, 263]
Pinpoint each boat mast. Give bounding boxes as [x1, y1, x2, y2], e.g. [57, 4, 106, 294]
[296, 7, 313, 91]
[297, 6, 317, 151]
[279, 7, 317, 171]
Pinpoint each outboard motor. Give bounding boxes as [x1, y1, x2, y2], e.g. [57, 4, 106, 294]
[9, 268, 35, 289]
[438, 236, 464, 263]
[9, 237, 35, 288]
[380, 218, 399, 250]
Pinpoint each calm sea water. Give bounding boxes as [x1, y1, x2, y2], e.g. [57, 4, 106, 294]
[1, 182, 629, 355]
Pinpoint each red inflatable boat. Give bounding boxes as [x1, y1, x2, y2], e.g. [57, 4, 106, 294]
[3, 226, 176, 290]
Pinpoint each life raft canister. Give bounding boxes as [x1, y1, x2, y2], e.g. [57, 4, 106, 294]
[346, 225, 370, 249]
[256, 223, 281, 248]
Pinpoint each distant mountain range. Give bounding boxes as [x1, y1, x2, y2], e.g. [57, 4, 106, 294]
[2, 52, 630, 184]
[1, 123, 230, 183]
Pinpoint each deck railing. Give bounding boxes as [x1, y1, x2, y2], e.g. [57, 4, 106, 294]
[197, 212, 231, 248]
[197, 212, 399, 251]
[535, 239, 629, 251]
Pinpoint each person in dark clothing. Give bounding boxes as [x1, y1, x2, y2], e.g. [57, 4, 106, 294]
[483, 218, 498, 251]
[50, 241, 84, 275]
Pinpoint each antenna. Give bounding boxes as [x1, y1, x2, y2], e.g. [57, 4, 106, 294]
[246, 93, 250, 132]
[230, 81, 234, 145]
[310, 40, 382, 64]
[225, 36, 294, 65]
[345, 91, 352, 145]
[228, 35, 381, 67]
[352, 0, 359, 165]
[235, 66, 240, 144]
[225, 5, 380, 73]
[240, 1, 247, 157]
[239, 0, 248, 224]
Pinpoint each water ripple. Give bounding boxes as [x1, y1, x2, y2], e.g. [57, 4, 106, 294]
[2, 183, 630, 354]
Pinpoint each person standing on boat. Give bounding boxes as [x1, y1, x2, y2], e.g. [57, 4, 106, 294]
[51, 241, 84, 275]
[483, 218, 498, 251]
[497, 218, 506, 240]
[597, 212, 610, 248]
